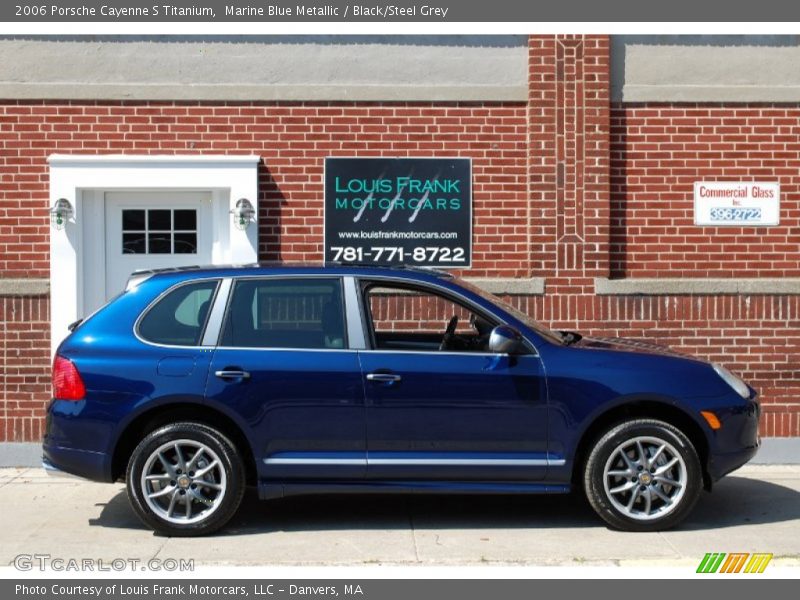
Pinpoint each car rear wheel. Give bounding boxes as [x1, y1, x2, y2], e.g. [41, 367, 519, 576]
[584, 418, 702, 531]
[126, 422, 245, 536]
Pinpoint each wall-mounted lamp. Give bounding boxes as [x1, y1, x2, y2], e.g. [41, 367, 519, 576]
[49, 198, 74, 230]
[230, 198, 256, 231]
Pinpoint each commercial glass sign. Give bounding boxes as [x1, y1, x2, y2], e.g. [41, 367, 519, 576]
[324, 157, 472, 267]
[694, 181, 780, 226]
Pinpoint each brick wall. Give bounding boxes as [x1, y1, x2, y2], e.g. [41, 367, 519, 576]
[611, 104, 800, 278]
[0, 102, 529, 279]
[1, 295, 50, 441]
[369, 291, 475, 334]
[528, 35, 610, 290]
[1, 34, 799, 442]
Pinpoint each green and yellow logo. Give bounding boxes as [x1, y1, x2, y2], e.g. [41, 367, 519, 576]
[696, 552, 773, 574]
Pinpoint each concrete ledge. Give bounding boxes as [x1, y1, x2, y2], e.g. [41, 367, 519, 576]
[0, 443, 41, 467]
[595, 278, 800, 296]
[623, 84, 800, 103]
[751, 438, 800, 465]
[2, 438, 797, 467]
[0, 278, 50, 296]
[465, 277, 545, 295]
[0, 83, 528, 103]
[0, 36, 528, 103]
[613, 40, 800, 103]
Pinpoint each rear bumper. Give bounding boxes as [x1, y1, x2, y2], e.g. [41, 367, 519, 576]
[41, 443, 110, 481]
[42, 399, 115, 482]
[41, 457, 92, 480]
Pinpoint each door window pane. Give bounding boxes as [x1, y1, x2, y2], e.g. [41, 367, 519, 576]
[221, 278, 346, 349]
[148, 233, 172, 254]
[148, 209, 171, 231]
[364, 284, 495, 353]
[174, 209, 197, 230]
[121, 208, 198, 255]
[173, 233, 198, 254]
[138, 280, 218, 346]
[122, 233, 146, 254]
[122, 209, 145, 230]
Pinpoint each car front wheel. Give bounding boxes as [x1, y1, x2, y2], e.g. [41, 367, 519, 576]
[584, 418, 703, 531]
[126, 422, 245, 536]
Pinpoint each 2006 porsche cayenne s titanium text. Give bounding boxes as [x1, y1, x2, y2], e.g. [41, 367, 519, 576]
[43, 264, 760, 535]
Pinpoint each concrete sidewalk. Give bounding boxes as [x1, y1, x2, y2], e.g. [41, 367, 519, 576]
[1, 466, 799, 568]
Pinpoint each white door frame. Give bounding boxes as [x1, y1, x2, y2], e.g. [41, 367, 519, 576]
[48, 154, 261, 355]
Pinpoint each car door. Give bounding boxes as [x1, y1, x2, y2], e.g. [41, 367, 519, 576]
[205, 276, 366, 480]
[357, 279, 550, 481]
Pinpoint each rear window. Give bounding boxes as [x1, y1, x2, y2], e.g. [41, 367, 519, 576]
[138, 280, 218, 346]
[220, 278, 346, 349]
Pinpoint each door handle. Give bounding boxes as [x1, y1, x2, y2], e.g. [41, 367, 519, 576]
[215, 369, 250, 380]
[366, 372, 402, 383]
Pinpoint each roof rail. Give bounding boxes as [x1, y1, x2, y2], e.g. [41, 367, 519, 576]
[124, 265, 206, 290]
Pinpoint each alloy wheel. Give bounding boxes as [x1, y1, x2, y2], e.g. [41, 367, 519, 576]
[602, 435, 688, 521]
[140, 439, 227, 524]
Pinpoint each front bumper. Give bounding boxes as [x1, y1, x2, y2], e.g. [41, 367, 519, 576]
[706, 395, 761, 481]
[707, 441, 760, 481]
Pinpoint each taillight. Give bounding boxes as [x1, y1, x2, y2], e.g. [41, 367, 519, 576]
[52, 355, 86, 400]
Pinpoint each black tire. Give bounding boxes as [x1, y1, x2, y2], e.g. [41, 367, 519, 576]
[583, 418, 702, 532]
[126, 422, 245, 536]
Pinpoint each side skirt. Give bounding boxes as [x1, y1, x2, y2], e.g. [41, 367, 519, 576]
[257, 480, 572, 500]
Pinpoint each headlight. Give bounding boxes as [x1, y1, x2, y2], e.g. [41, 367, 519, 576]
[712, 363, 750, 399]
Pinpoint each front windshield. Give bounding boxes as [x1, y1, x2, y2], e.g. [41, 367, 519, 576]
[454, 278, 564, 345]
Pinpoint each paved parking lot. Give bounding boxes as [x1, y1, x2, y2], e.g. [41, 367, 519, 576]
[1, 466, 799, 568]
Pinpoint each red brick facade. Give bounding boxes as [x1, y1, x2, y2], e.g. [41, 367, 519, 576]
[611, 104, 800, 278]
[527, 35, 611, 290]
[1, 34, 799, 441]
[1, 296, 50, 441]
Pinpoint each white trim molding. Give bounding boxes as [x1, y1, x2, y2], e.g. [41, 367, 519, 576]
[596, 278, 800, 295]
[48, 154, 261, 355]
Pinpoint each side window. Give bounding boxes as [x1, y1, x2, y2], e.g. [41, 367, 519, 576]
[364, 284, 496, 353]
[138, 280, 218, 346]
[220, 278, 346, 349]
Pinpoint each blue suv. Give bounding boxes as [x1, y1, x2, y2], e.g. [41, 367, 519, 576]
[43, 265, 760, 535]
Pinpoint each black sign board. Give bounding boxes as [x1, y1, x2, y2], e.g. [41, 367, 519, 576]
[324, 157, 472, 268]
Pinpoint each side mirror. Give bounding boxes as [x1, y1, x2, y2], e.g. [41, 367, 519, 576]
[488, 325, 524, 355]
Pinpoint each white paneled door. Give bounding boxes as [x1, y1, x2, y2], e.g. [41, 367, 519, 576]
[104, 192, 213, 299]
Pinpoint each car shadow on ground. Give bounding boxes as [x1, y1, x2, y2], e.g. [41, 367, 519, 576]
[89, 475, 800, 535]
